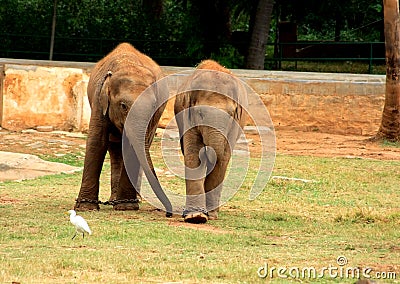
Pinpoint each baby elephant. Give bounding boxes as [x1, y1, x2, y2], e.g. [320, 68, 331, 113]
[75, 43, 170, 214]
[174, 60, 247, 223]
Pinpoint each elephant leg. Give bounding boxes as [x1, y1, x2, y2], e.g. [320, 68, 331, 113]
[113, 143, 140, 211]
[204, 139, 232, 220]
[204, 157, 230, 220]
[182, 129, 208, 223]
[75, 113, 109, 211]
[108, 141, 122, 202]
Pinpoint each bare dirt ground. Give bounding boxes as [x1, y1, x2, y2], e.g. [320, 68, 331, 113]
[1, 128, 400, 236]
[1, 128, 400, 161]
[275, 130, 400, 160]
[0, 129, 86, 182]
[0, 129, 87, 158]
[0, 127, 399, 182]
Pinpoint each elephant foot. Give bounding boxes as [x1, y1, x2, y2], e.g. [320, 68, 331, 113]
[208, 210, 219, 220]
[183, 212, 208, 224]
[74, 199, 100, 211]
[109, 193, 117, 202]
[113, 199, 140, 211]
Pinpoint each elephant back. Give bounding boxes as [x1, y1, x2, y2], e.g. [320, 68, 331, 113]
[196, 59, 233, 74]
[87, 43, 163, 106]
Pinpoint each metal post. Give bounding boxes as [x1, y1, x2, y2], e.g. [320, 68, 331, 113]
[49, 0, 57, 60]
[0, 64, 4, 127]
[369, 42, 373, 74]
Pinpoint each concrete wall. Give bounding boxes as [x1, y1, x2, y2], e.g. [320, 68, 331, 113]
[0, 58, 386, 135]
[234, 70, 385, 135]
[0, 59, 93, 132]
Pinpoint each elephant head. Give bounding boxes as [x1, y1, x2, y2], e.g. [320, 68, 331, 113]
[99, 68, 157, 133]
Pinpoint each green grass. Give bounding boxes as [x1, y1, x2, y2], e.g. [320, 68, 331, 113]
[0, 152, 399, 283]
[381, 139, 400, 148]
[39, 153, 85, 167]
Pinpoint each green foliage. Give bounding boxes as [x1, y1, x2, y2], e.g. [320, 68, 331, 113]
[210, 45, 244, 69]
[278, 0, 383, 42]
[0, 0, 385, 68]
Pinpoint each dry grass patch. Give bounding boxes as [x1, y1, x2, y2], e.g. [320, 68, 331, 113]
[0, 151, 399, 283]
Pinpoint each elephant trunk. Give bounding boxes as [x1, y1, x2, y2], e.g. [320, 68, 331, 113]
[123, 125, 172, 217]
[123, 83, 173, 217]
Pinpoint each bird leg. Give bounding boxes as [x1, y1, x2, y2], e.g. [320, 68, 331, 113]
[72, 232, 77, 240]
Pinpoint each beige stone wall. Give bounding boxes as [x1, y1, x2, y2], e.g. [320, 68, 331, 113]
[1, 61, 91, 131]
[0, 59, 386, 135]
[235, 71, 385, 135]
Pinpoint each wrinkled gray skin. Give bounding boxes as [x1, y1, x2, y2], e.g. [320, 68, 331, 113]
[74, 43, 170, 213]
[174, 60, 247, 223]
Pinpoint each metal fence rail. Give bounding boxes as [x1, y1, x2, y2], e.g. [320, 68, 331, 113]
[0, 33, 385, 73]
[0, 33, 196, 66]
[268, 41, 385, 73]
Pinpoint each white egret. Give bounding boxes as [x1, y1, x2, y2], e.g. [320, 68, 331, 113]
[66, 210, 92, 239]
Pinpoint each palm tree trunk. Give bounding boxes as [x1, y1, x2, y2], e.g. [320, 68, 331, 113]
[377, 0, 400, 140]
[245, 0, 274, 70]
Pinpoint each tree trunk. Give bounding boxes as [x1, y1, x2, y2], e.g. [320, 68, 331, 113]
[142, 0, 164, 19]
[245, 0, 274, 70]
[377, 0, 400, 140]
[191, 0, 231, 56]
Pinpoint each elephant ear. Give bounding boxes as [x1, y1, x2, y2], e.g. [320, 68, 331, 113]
[99, 71, 112, 116]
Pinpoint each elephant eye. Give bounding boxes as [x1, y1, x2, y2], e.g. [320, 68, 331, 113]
[120, 102, 128, 112]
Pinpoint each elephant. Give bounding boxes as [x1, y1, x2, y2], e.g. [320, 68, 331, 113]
[174, 60, 248, 223]
[74, 42, 172, 216]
